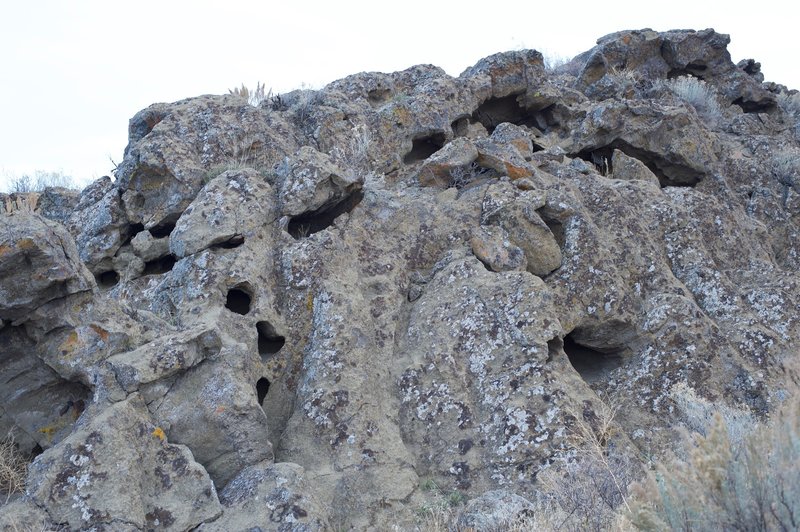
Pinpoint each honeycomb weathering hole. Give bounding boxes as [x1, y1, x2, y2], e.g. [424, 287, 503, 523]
[96, 270, 120, 288]
[256, 321, 285, 360]
[149, 221, 177, 238]
[226, 287, 252, 315]
[563, 333, 625, 383]
[403, 133, 446, 164]
[287, 190, 364, 240]
[256, 377, 271, 406]
[471, 95, 558, 134]
[143, 255, 177, 276]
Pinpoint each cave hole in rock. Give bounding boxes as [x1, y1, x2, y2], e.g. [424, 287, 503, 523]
[732, 97, 776, 114]
[287, 189, 364, 240]
[95, 270, 120, 288]
[403, 132, 446, 164]
[563, 332, 625, 383]
[256, 377, 271, 406]
[226, 286, 253, 315]
[570, 140, 702, 187]
[149, 220, 177, 238]
[256, 321, 286, 361]
[121, 223, 145, 246]
[471, 94, 560, 134]
[667, 63, 708, 80]
[143, 255, 177, 276]
[573, 145, 616, 176]
[211, 234, 245, 250]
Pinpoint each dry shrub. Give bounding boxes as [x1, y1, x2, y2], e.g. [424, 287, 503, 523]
[628, 404, 800, 531]
[665, 76, 723, 122]
[533, 396, 640, 532]
[1, 434, 28, 501]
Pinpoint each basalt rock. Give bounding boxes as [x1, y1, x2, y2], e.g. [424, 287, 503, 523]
[2, 28, 799, 530]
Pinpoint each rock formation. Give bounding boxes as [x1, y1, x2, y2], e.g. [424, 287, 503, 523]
[1, 28, 799, 530]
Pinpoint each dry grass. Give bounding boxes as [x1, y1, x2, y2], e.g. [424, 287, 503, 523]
[1, 434, 28, 502]
[228, 82, 271, 107]
[532, 396, 639, 532]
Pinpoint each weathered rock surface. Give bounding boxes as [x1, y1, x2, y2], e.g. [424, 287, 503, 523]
[2, 27, 799, 530]
[26, 395, 221, 530]
[0, 213, 94, 321]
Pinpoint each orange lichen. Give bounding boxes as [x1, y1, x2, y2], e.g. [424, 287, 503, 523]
[89, 324, 110, 342]
[152, 427, 166, 441]
[59, 331, 80, 356]
[505, 163, 532, 180]
[38, 422, 66, 442]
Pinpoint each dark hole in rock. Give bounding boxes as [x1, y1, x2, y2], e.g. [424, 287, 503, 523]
[667, 62, 708, 80]
[403, 132, 446, 164]
[563, 333, 625, 383]
[538, 211, 565, 251]
[451, 116, 470, 137]
[149, 221, 177, 238]
[571, 140, 702, 187]
[472, 95, 560, 134]
[257, 321, 285, 361]
[546, 337, 563, 363]
[96, 270, 120, 288]
[143, 255, 176, 276]
[30, 443, 44, 459]
[211, 234, 245, 250]
[256, 377, 270, 406]
[287, 189, 364, 240]
[732, 97, 775, 114]
[573, 145, 615, 176]
[226, 287, 252, 315]
[367, 88, 392, 106]
[121, 223, 145, 246]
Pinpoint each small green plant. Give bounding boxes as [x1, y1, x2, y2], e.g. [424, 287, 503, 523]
[419, 478, 438, 492]
[446, 490, 467, 507]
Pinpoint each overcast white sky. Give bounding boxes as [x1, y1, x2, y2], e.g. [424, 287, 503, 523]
[1, 0, 796, 192]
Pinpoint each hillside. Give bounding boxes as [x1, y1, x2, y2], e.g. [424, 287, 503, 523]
[1, 28, 799, 530]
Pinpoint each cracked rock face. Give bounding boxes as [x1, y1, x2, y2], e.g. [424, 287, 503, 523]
[2, 27, 799, 530]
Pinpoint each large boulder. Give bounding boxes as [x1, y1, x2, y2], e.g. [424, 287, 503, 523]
[26, 395, 222, 531]
[2, 27, 800, 530]
[0, 213, 94, 322]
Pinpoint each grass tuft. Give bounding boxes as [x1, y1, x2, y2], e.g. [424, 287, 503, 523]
[1, 433, 28, 502]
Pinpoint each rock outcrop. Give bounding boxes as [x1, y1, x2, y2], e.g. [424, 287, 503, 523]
[2, 28, 799, 530]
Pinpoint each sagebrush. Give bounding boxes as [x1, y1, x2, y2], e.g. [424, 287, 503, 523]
[665, 75, 723, 121]
[628, 404, 800, 531]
